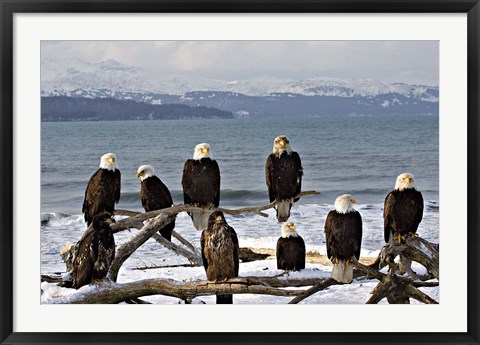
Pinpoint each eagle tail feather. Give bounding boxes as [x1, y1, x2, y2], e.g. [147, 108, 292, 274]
[332, 260, 354, 283]
[276, 200, 292, 222]
[191, 210, 211, 230]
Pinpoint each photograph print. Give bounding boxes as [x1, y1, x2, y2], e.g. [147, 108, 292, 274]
[40, 40, 439, 305]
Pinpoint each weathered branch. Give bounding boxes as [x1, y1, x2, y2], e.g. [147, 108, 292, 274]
[366, 264, 439, 304]
[405, 285, 439, 304]
[108, 212, 176, 282]
[149, 232, 203, 266]
[288, 278, 338, 304]
[171, 230, 200, 255]
[379, 236, 439, 279]
[352, 259, 386, 281]
[45, 277, 309, 304]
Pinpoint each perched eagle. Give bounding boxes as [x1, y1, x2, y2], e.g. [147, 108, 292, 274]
[182, 143, 221, 230]
[137, 165, 175, 241]
[384, 172, 424, 244]
[72, 212, 115, 289]
[276, 222, 306, 271]
[82, 153, 121, 226]
[324, 194, 363, 284]
[200, 211, 239, 304]
[265, 135, 303, 222]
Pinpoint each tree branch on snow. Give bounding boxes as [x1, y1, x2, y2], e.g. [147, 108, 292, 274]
[46, 277, 313, 304]
[171, 230, 200, 255]
[287, 278, 339, 304]
[366, 257, 439, 304]
[378, 236, 439, 279]
[148, 231, 203, 266]
[108, 211, 177, 282]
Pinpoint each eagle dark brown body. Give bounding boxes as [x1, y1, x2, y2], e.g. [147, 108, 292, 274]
[140, 175, 175, 241]
[276, 235, 306, 271]
[82, 168, 121, 226]
[325, 210, 363, 262]
[266, 150, 303, 222]
[384, 188, 424, 243]
[72, 212, 115, 289]
[182, 157, 220, 230]
[200, 211, 239, 304]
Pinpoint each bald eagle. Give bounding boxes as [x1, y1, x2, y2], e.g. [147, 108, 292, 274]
[200, 211, 239, 304]
[82, 153, 121, 226]
[384, 172, 424, 244]
[72, 212, 115, 289]
[137, 165, 175, 241]
[276, 222, 306, 271]
[182, 143, 221, 230]
[324, 194, 363, 283]
[265, 135, 303, 222]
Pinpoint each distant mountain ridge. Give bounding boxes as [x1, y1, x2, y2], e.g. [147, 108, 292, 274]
[41, 58, 439, 118]
[41, 96, 234, 122]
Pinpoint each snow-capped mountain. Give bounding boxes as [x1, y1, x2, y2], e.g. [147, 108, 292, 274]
[41, 57, 438, 101]
[41, 58, 439, 118]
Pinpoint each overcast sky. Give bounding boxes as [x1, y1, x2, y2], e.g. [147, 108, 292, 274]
[42, 41, 439, 86]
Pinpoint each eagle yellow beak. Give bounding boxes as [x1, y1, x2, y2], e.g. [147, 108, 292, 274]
[108, 157, 114, 164]
[351, 198, 357, 204]
[136, 171, 143, 178]
[405, 177, 411, 184]
[202, 148, 209, 155]
[215, 216, 223, 223]
[288, 223, 296, 230]
[279, 141, 285, 147]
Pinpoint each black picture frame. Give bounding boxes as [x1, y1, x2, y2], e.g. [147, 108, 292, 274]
[1, 1, 479, 344]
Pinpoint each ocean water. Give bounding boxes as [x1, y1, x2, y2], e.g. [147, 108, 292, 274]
[41, 115, 439, 279]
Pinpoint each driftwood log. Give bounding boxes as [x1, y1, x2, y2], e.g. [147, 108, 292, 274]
[46, 190, 439, 304]
[44, 276, 324, 304]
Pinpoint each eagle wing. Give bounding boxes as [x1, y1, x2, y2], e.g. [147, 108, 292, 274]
[265, 154, 276, 202]
[351, 211, 363, 260]
[200, 229, 208, 272]
[141, 176, 173, 212]
[324, 210, 336, 260]
[297, 235, 306, 268]
[228, 225, 240, 276]
[82, 169, 103, 224]
[113, 169, 121, 204]
[383, 192, 395, 242]
[292, 152, 303, 202]
[72, 231, 96, 289]
[413, 190, 424, 229]
[211, 160, 221, 207]
[181, 160, 193, 206]
[82, 169, 121, 225]
[93, 225, 115, 279]
[276, 238, 286, 269]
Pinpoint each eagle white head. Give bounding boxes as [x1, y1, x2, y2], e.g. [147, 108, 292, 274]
[136, 165, 155, 182]
[99, 153, 118, 171]
[334, 194, 357, 214]
[394, 172, 417, 191]
[193, 143, 212, 160]
[273, 135, 293, 156]
[281, 221, 299, 238]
